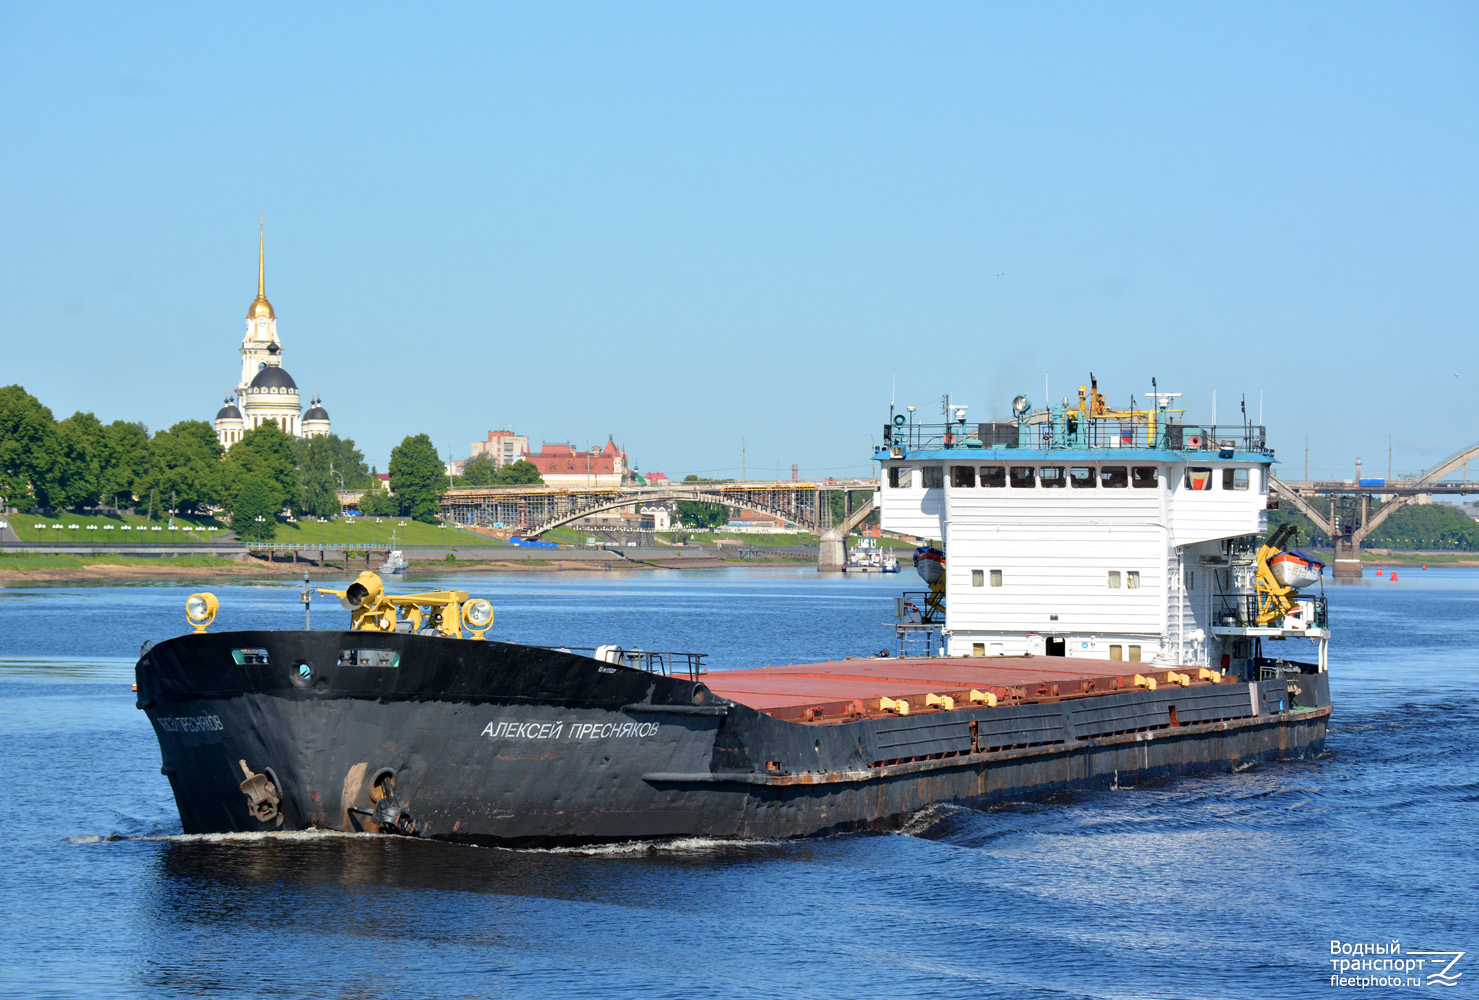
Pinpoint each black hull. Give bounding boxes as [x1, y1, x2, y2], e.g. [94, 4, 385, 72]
[136, 631, 1331, 846]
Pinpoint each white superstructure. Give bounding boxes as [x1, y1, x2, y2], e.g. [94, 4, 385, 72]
[876, 380, 1328, 678]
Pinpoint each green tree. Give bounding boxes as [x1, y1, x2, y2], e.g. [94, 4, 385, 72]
[358, 481, 397, 516]
[140, 420, 223, 515]
[458, 453, 499, 487]
[293, 433, 371, 491]
[298, 435, 343, 519]
[231, 476, 279, 541]
[225, 420, 301, 514]
[676, 500, 730, 529]
[0, 385, 59, 511]
[388, 433, 446, 523]
[494, 459, 543, 486]
[54, 411, 106, 510]
[100, 420, 150, 509]
[359, 488, 397, 517]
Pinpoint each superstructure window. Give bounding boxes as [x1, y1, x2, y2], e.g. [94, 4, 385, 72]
[1185, 468, 1214, 491]
[972, 643, 986, 657]
[1131, 467, 1159, 488]
[921, 466, 944, 489]
[1100, 466, 1128, 488]
[1108, 570, 1121, 589]
[951, 466, 976, 488]
[1223, 468, 1249, 491]
[1128, 645, 1142, 661]
[887, 467, 901, 488]
[1009, 467, 1035, 488]
[1110, 644, 1123, 661]
[990, 569, 1003, 587]
[1040, 466, 1065, 488]
[1126, 570, 1141, 588]
[1069, 466, 1096, 488]
[971, 569, 984, 587]
[979, 466, 1006, 488]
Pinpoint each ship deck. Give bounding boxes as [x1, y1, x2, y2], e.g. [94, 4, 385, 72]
[702, 655, 1219, 723]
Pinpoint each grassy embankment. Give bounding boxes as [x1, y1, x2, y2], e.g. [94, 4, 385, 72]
[5, 510, 228, 542]
[541, 526, 592, 546]
[4, 511, 499, 547]
[0, 551, 235, 570]
[262, 517, 500, 547]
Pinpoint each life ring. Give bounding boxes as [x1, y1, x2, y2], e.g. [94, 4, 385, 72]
[1186, 434, 1203, 450]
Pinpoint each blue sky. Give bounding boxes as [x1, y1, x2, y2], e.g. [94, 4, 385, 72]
[1, 3, 1474, 480]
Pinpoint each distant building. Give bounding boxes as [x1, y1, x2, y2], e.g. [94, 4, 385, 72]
[726, 508, 788, 533]
[213, 224, 332, 447]
[523, 438, 631, 487]
[471, 430, 530, 469]
[645, 472, 669, 484]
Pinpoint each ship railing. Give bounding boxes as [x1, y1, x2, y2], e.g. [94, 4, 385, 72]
[896, 590, 945, 625]
[1257, 657, 1321, 679]
[885, 420, 1270, 454]
[534, 645, 708, 680]
[1214, 593, 1328, 630]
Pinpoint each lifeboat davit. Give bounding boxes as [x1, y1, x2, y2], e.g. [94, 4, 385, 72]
[1269, 550, 1324, 590]
[913, 546, 946, 585]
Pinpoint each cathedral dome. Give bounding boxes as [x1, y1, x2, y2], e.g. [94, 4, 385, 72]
[303, 404, 329, 421]
[216, 402, 243, 421]
[247, 295, 276, 320]
[249, 366, 297, 390]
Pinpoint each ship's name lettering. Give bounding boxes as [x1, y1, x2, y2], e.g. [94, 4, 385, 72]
[156, 715, 224, 733]
[480, 720, 660, 740]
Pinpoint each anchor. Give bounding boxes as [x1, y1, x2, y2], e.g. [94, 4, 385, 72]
[237, 759, 281, 824]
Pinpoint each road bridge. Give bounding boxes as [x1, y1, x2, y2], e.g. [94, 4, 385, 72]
[1269, 441, 1479, 577]
[437, 480, 880, 569]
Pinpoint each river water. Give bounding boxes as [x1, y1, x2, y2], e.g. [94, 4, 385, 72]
[1, 567, 1475, 999]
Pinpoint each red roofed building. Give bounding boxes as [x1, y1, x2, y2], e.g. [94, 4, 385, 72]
[523, 437, 632, 487]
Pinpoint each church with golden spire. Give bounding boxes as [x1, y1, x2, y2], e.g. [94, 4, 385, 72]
[213, 224, 331, 446]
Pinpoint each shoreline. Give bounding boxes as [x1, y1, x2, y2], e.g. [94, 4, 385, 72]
[0, 556, 811, 585]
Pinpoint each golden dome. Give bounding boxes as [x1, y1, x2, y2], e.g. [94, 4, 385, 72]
[245, 221, 275, 320]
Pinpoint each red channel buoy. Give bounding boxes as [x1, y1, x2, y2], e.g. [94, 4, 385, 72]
[1376, 568, 1383, 576]
[1390, 572, 1399, 582]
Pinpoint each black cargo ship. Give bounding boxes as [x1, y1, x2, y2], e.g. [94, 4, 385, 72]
[136, 597, 1329, 846]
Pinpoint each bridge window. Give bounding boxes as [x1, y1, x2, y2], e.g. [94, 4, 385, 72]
[1127, 570, 1141, 589]
[1040, 466, 1066, 488]
[1223, 468, 1249, 491]
[972, 569, 984, 587]
[887, 467, 901, 488]
[1185, 467, 1214, 491]
[990, 569, 1003, 587]
[1009, 467, 1035, 488]
[921, 466, 944, 489]
[1069, 466, 1096, 488]
[1108, 570, 1121, 588]
[979, 466, 1006, 488]
[951, 466, 976, 488]
[1101, 466, 1129, 488]
[1131, 466, 1159, 488]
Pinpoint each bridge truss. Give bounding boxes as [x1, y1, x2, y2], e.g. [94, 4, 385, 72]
[438, 481, 879, 537]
